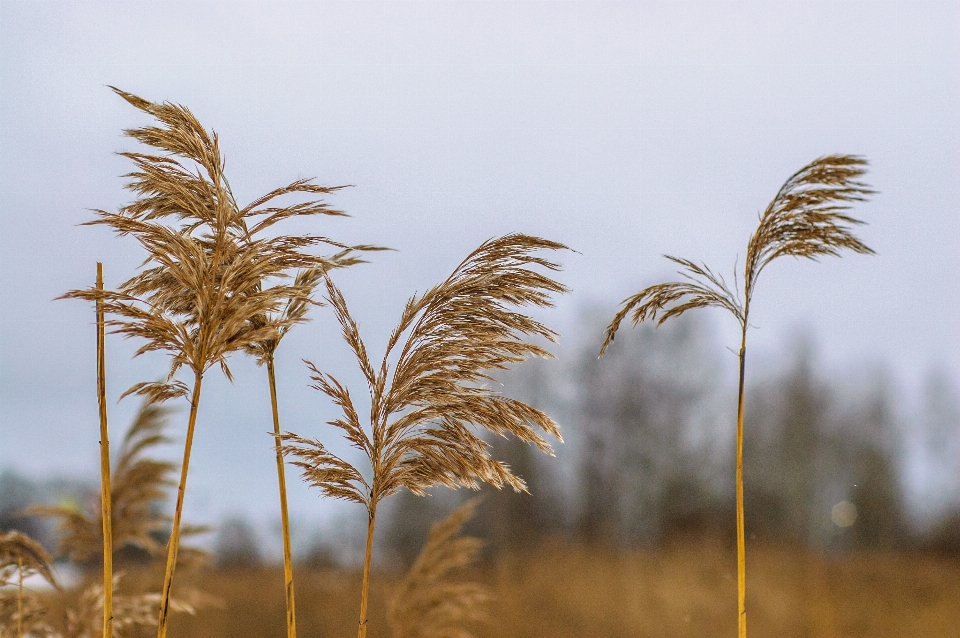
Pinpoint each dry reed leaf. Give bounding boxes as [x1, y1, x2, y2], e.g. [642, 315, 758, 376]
[387, 499, 490, 638]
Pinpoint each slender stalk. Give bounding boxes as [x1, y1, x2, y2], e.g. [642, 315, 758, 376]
[357, 503, 377, 638]
[17, 556, 23, 638]
[735, 323, 748, 638]
[267, 355, 297, 638]
[96, 263, 114, 638]
[156, 371, 204, 638]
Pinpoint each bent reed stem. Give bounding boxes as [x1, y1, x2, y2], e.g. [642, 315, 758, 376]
[357, 503, 377, 638]
[736, 323, 748, 638]
[267, 356, 298, 638]
[97, 263, 114, 638]
[156, 371, 204, 638]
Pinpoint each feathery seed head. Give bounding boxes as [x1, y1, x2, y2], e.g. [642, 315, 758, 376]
[600, 155, 874, 355]
[282, 234, 569, 513]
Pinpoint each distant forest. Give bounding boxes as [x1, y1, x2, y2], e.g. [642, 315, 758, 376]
[4, 313, 959, 566]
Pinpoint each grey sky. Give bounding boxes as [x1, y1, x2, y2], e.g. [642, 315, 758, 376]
[2, 1, 958, 535]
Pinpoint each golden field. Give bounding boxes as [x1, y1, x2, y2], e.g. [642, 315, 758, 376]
[66, 540, 958, 638]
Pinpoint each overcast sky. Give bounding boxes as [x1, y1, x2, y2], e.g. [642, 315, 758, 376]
[2, 1, 958, 541]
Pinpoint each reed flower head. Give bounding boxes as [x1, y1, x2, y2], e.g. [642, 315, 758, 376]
[28, 403, 188, 563]
[282, 233, 569, 510]
[63, 88, 373, 401]
[387, 499, 490, 638]
[600, 154, 874, 354]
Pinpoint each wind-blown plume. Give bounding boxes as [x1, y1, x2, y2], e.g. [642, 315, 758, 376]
[61, 87, 376, 637]
[0, 531, 58, 638]
[599, 155, 874, 638]
[282, 233, 568, 638]
[387, 499, 490, 638]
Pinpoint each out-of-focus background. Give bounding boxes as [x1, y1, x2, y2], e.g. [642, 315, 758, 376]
[2, 1, 959, 636]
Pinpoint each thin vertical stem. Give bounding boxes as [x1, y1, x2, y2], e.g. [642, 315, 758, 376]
[267, 355, 297, 638]
[156, 371, 204, 638]
[357, 503, 377, 638]
[735, 324, 748, 638]
[97, 263, 114, 638]
[17, 556, 23, 638]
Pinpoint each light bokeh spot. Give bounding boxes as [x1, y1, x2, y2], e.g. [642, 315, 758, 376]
[831, 500, 858, 528]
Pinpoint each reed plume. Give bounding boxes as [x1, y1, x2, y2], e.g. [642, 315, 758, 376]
[62, 574, 209, 638]
[26, 404, 212, 638]
[282, 233, 568, 638]
[387, 499, 490, 638]
[599, 155, 874, 638]
[64, 87, 373, 637]
[30, 402, 184, 563]
[0, 531, 58, 638]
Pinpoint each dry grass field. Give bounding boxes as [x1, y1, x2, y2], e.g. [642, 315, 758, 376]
[60, 541, 956, 638]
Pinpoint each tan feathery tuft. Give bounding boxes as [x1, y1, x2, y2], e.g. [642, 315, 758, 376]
[387, 499, 490, 638]
[0, 531, 58, 638]
[601, 155, 874, 355]
[29, 402, 180, 562]
[62, 87, 381, 637]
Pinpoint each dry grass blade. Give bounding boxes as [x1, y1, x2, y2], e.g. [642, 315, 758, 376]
[599, 155, 874, 638]
[387, 499, 489, 638]
[281, 233, 568, 638]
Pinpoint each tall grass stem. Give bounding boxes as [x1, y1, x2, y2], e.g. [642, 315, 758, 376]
[156, 372, 204, 638]
[357, 504, 377, 638]
[736, 327, 748, 638]
[97, 263, 114, 638]
[17, 556, 23, 638]
[267, 356, 298, 638]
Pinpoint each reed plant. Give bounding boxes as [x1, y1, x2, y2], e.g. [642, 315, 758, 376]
[0, 531, 58, 638]
[65, 88, 375, 637]
[599, 155, 874, 637]
[387, 498, 490, 638]
[281, 233, 568, 638]
[243, 262, 381, 638]
[11, 403, 212, 637]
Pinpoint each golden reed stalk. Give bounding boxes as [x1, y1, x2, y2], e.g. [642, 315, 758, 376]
[156, 372, 203, 638]
[96, 263, 114, 638]
[601, 155, 874, 637]
[267, 356, 297, 638]
[17, 556, 23, 638]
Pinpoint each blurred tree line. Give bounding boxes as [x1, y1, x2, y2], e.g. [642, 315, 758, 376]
[380, 311, 960, 565]
[3, 312, 960, 566]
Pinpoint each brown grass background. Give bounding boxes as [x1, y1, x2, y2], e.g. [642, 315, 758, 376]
[43, 541, 955, 638]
